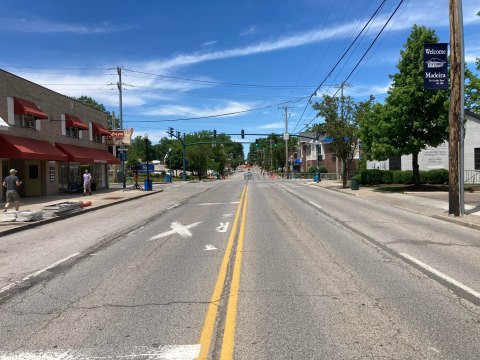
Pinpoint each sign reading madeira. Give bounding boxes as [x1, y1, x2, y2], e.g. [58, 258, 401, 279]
[424, 43, 448, 90]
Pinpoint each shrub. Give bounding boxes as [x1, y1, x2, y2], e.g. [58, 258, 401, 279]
[367, 169, 383, 185]
[392, 170, 403, 184]
[401, 170, 413, 184]
[427, 169, 449, 184]
[419, 170, 428, 184]
[382, 170, 393, 184]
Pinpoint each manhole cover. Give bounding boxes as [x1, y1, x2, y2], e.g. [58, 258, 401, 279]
[102, 197, 124, 200]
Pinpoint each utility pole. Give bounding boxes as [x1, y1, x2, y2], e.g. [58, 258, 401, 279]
[281, 106, 290, 178]
[448, 0, 464, 216]
[117, 66, 126, 189]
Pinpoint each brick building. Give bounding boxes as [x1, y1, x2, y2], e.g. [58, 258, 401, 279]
[0, 69, 119, 199]
[297, 132, 359, 176]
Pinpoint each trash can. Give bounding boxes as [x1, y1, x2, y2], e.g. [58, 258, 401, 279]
[313, 174, 319, 183]
[164, 175, 171, 183]
[144, 179, 153, 191]
[351, 178, 360, 190]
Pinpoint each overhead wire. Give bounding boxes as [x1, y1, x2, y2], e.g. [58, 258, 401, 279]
[297, 0, 406, 135]
[290, 0, 388, 134]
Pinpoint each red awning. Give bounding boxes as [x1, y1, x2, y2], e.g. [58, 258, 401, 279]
[65, 113, 88, 130]
[92, 123, 111, 136]
[13, 97, 48, 119]
[0, 134, 68, 161]
[55, 143, 120, 164]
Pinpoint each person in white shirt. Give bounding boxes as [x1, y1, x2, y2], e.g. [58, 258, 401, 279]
[83, 169, 92, 196]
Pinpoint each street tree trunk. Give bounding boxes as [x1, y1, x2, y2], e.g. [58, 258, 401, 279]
[412, 152, 420, 187]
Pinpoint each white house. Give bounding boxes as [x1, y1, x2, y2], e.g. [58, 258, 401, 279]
[367, 110, 480, 182]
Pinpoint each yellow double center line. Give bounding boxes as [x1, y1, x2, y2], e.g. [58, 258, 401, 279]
[197, 185, 249, 360]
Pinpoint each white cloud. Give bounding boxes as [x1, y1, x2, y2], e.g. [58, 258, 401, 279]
[240, 26, 258, 36]
[201, 40, 218, 47]
[259, 122, 284, 129]
[0, 18, 135, 34]
[140, 101, 253, 118]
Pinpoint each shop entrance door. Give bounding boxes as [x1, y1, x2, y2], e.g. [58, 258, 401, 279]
[24, 160, 42, 196]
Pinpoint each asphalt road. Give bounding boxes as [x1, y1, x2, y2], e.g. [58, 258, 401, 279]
[0, 172, 479, 359]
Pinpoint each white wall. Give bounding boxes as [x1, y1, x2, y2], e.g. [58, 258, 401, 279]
[367, 112, 480, 172]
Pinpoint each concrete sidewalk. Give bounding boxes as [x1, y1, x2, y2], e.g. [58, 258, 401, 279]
[0, 182, 165, 236]
[308, 179, 480, 231]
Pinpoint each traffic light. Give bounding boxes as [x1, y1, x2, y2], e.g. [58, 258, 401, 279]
[241, 129, 244, 139]
[255, 139, 259, 147]
[213, 130, 217, 139]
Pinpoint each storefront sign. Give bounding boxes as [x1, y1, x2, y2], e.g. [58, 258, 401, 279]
[424, 43, 449, 90]
[106, 128, 134, 146]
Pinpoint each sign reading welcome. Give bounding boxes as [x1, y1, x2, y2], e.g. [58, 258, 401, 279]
[424, 43, 448, 90]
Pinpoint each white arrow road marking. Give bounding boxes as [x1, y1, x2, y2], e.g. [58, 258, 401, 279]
[216, 222, 230, 233]
[204, 244, 217, 251]
[0, 344, 201, 359]
[148, 222, 202, 241]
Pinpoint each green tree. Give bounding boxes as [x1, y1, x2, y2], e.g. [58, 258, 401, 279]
[312, 95, 370, 188]
[127, 135, 155, 164]
[465, 67, 480, 114]
[72, 95, 120, 129]
[362, 25, 449, 186]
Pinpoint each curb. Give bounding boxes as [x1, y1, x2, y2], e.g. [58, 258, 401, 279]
[310, 182, 480, 232]
[0, 189, 163, 237]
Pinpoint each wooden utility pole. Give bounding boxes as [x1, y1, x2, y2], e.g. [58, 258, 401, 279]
[448, 0, 462, 216]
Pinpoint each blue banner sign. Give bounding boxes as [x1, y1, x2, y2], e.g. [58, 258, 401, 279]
[424, 43, 449, 90]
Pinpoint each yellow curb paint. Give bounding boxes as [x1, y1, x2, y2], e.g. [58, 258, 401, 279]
[196, 186, 246, 360]
[220, 188, 248, 360]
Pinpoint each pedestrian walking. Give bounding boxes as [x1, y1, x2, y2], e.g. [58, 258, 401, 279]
[83, 169, 92, 196]
[3, 169, 22, 212]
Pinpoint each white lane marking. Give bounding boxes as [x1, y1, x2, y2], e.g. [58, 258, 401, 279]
[148, 222, 202, 241]
[400, 253, 480, 300]
[167, 203, 180, 210]
[204, 244, 217, 251]
[215, 222, 230, 233]
[309, 201, 323, 209]
[223, 213, 233, 218]
[198, 202, 240, 206]
[0, 344, 201, 359]
[0, 253, 80, 294]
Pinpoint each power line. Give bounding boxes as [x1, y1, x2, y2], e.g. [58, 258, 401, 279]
[123, 68, 322, 89]
[290, 0, 388, 134]
[332, 0, 406, 98]
[122, 97, 307, 123]
[297, 0, 406, 135]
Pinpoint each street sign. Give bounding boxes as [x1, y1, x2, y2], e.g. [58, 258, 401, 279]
[424, 43, 449, 90]
[283, 133, 289, 141]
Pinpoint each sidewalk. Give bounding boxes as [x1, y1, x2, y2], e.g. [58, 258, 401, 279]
[0, 183, 164, 236]
[308, 179, 480, 231]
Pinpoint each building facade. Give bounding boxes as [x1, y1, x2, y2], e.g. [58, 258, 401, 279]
[297, 132, 359, 175]
[367, 110, 480, 182]
[0, 70, 119, 199]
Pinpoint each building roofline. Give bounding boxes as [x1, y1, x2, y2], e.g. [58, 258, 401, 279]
[0, 68, 109, 116]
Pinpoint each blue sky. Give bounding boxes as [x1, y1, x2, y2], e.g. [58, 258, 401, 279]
[1, 0, 479, 146]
